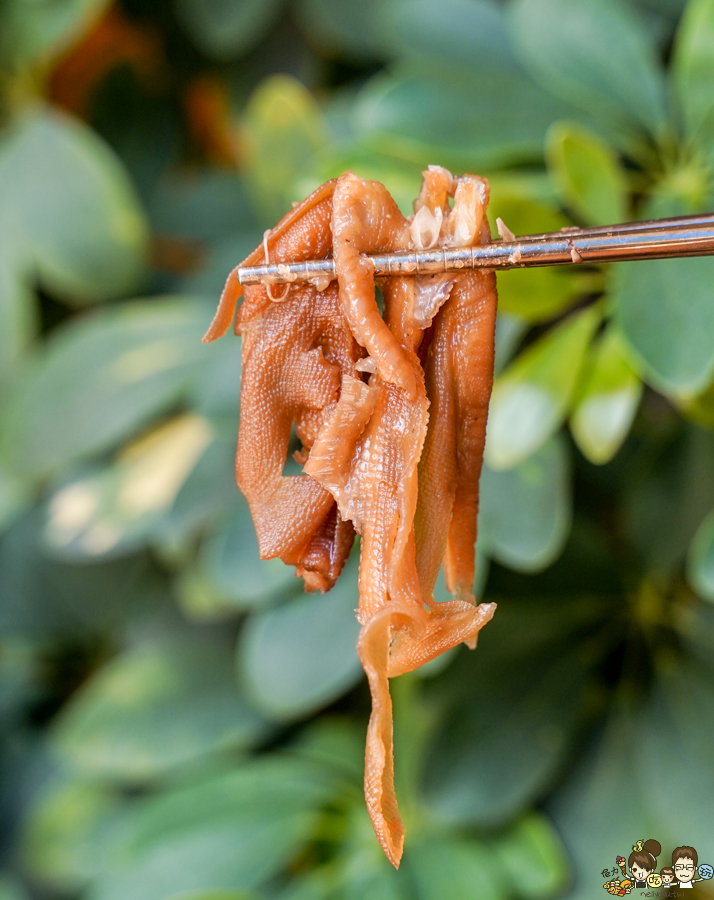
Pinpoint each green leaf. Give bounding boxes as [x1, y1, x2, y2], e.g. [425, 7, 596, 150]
[173, 894, 252, 900]
[201, 498, 301, 610]
[550, 661, 714, 900]
[485, 306, 601, 470]
[89, 757, 337, 900]
[407, 837, 504, 900]
[174, 894, 252, 900]
[545, 122, 628, 225]
[238, 553, 362, 721]
[489, 814, 568, 900]
[354, 64, 583, 171]
[479, 436, 571, 573]
[376, 0, 514, 72]
[0, 510, 170, 638]
[242, 76, 328, 225]
[488, 195, 588, 322]
[52, 636, 268, 781]
[614, 180, 714, 396]
[22, 774, 126, 892]
[687, 506, 714, 602]
[570, 326, 643, 465]
[624, 424, 714, 574]
[671, 0, 714, 157]
[547, 705, 661, 900]
[148, 170, 258, 245]
[509, 0, 667, 140]
[0, 463, 31, 534]
[43, 416, 214, 561]
[0, 0, 109, 67]
[162, 429, 239, 546]
[0, 244, 35, 385]
[175, 0, 284, 60]
[0, 108, 148, 305]
[614, 253, 714, 396]
[0, 297, 213, 481]
[0, 876, 31, 900]
[423, 615, 596, 827]
[295, 0, 381, 60]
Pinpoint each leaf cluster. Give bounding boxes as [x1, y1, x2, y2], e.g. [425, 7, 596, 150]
[1, 1, 714, 899]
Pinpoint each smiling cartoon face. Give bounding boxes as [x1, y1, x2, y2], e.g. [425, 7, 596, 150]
[631, 862, 650, 882]
[675, 857, 696, 884]
[648, 873, 663, 888]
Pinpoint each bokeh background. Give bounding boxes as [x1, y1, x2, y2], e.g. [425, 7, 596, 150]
[1, 0, 714, 898]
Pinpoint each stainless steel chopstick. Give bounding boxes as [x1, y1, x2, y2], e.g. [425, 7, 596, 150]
[236, 212, 714, 286]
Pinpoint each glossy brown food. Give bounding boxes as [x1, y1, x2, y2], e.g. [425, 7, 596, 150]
[204, 166, 498, 867]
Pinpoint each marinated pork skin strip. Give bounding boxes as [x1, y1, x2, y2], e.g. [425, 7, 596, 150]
[414, 176, 497, 603]
[202, 179, 336, 343]
[237, 280, 358, 591]
[214, 182, 359, 593]
[204, 166, 498, 869]
[305, 172, 496, 866]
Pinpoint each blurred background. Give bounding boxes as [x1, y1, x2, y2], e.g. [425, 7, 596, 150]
[1, 0, 714, 898]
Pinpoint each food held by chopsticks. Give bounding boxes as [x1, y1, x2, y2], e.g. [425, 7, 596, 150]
[203, 166, 498, 867]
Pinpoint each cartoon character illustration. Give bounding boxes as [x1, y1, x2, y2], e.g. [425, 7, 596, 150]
[673, 846, 700, 888]
[660, 866, 676, 889]
[628, 839, 661, 889]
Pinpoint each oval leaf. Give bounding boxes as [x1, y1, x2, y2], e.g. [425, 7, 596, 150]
[672, 0, 714, 157]
[545, 122, 628, 225]
[52, 637, 268, 781]
[44, 416, 213, 561]
[407, 838, 503, 900]
[490, 814, 568, 900]
[0, 297, 213, 481]
[175, 0, 283, 60]
[354, 65, 582, 171]
[0, 108, 148, 304]
[686, 506, 714, 602]
[509, 0, 667, 140]
[239, 553, 362, 721]
[485, 306, 601, 470]
[202, 499, 301, 610]
[614, 253, 714, 396]
[570, 326, 643, 465]
[243, 75, 327, 225]
[295, 0, 381, 60]
[423, 638, 591, 827]
[0, 0, 109, 67]
[479, 436, 571, 573]
[22, 775, 125, 892]
[89, 758, 336, 900]
[377, 0, 514, 73]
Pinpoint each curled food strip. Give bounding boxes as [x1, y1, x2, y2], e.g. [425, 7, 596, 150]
[262, 229, 291, 303]
[206, 166, 498, 867]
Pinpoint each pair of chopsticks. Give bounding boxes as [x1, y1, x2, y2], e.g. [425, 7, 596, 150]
[236, 212, 714, 286]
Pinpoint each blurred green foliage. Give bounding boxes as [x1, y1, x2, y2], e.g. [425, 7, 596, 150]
[1, 0, 714, 898]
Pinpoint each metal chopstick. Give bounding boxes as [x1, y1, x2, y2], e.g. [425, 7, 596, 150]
[236, 212, 714, 286]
